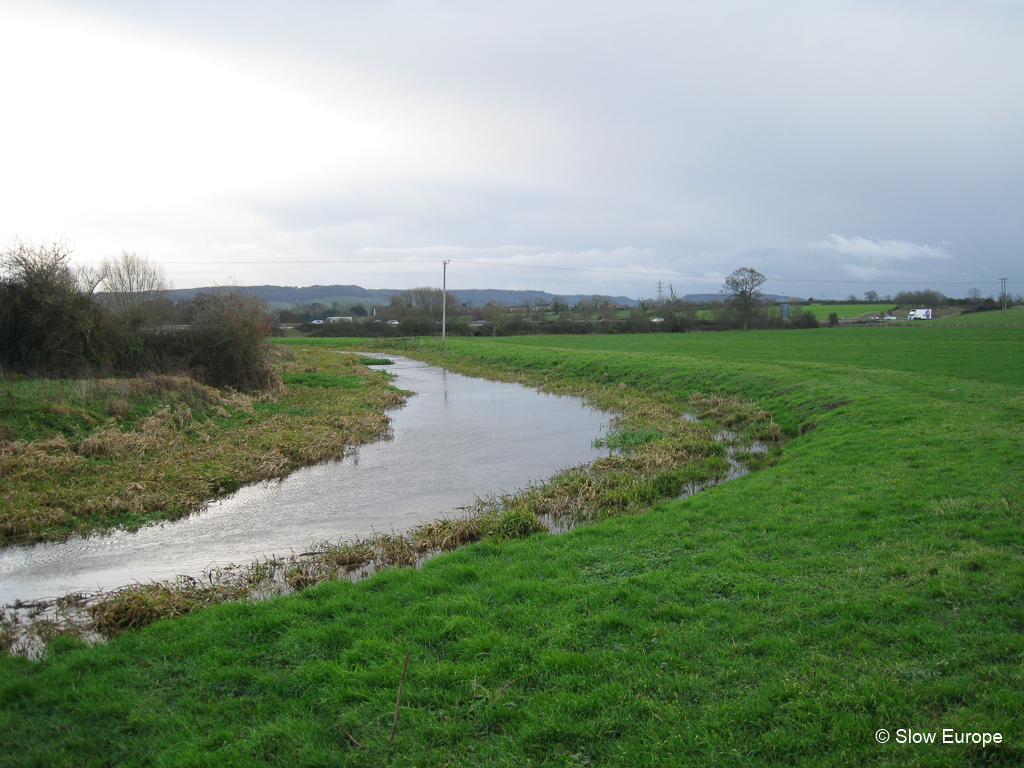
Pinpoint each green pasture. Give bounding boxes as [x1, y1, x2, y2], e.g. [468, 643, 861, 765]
[927, 305, 1024, 326]
[491, 325, 1024, 387]
[798, 303, 895, 318]
[693, 303, 894, 322]
[3, 327, 1023, 766]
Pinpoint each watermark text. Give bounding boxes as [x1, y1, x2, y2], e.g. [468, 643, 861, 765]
[875, 728, 1003, 747]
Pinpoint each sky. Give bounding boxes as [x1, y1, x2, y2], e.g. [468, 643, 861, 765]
[2, 0, 1022, 301]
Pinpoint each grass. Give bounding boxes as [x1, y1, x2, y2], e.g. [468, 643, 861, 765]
[2, 328, 1023, 766]
[0, 346, 407, 544]
[443, 325, 1024, 387]
[798, 302, 896, 317]
[928, 305, 1024, 326]
[280, 372, 364, 389]
[5, 358, 755, 649]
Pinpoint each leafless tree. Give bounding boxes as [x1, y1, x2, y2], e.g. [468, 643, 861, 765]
[575, 298, 597, 321]
[100, 250, 171, 329]
[722, 267, 767, 330]
[388, 287, 460, 321]
[662, 283, 685, 316]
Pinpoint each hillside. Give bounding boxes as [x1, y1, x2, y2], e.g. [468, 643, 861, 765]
[164, 285, 640, 308]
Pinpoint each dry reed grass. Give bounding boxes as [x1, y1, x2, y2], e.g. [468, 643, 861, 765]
[0, 350, 407, 545]
[88, 576, 247, 635]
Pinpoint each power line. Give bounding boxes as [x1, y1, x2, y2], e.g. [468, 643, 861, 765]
[90, 256, 1021, 289]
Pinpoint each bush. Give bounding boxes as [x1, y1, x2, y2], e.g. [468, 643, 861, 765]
[179, 291, 276, 391]
[1, 243, 276, 390]
[114, 291, 276, 391]
[0, 239, 115, 377]
[792, 311, 819, 329]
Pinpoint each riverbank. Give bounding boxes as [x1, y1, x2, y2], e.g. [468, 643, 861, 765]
[3, 348, 760, 651]
[2, 329, 1022, 766]
[0, 346, 406, 545]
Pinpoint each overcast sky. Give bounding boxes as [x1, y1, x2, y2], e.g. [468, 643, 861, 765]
[3, 0, 1022, 300]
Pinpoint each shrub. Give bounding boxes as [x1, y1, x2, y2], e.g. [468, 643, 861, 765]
[180, 291, 276, 391]
[792, 311, 819, 329]
[0, 239, 114, 377]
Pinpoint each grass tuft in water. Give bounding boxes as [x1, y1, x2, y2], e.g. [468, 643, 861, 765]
[592, 426, 664, 450]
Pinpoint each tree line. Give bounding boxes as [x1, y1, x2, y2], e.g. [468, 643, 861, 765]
[0, 240, 274, 390]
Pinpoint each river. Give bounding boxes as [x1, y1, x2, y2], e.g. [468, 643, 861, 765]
[0, 356, 610, 607]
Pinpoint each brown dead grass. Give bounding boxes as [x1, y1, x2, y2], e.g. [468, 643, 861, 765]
[0, 349, 407, 545]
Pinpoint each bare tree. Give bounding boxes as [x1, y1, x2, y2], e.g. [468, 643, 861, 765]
[388, 287, 459, 321]
[663, 283, 684, 316]
[722, 267, 767, 330]
[100, 251, 170, 329]
[575, 298, 597, 321]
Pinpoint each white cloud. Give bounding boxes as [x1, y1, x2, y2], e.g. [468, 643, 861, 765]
[0, 1, 533, 270]
[808, 235, 950, 262]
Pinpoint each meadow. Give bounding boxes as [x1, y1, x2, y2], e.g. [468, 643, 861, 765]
[797, 303, 894, 318]
[2, 326, 1022, 766]
[927, 305, 1024, 327]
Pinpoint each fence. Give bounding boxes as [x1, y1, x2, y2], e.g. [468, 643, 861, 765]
[853, 322, 1020, 328]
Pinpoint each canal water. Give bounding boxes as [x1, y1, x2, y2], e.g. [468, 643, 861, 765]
[0, 356, 610, 607]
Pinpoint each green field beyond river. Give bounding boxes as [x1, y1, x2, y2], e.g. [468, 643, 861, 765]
[3, 326, 1023, 767]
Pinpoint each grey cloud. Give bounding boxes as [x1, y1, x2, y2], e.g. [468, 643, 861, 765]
[20, 1, 1024, 297]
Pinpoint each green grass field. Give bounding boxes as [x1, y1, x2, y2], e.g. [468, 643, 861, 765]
[928, 306, 1024, 326]
[2, 327, 1022, 766]
[693, 303, 891, 321]
[798, 303, 895, 318]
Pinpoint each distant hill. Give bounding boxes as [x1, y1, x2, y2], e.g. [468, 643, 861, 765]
[164, 285, 640, 308]
[449, 289, 638, 307]
[165, 285, 394, 308]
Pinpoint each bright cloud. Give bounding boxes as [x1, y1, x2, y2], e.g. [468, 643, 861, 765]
[808, 235, 950, 262]
[2, 0, 1022, 298]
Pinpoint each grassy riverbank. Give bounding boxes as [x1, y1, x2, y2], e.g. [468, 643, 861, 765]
[3, 329, 1023, 766]
[0, 346, 406, 544]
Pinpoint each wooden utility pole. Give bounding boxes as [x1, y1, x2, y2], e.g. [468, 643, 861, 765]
[442, 260, 450, 345]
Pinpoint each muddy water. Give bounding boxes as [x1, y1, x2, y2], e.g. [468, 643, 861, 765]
[0, 356, 610, 607]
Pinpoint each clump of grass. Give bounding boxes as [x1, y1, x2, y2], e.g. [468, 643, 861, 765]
[360, 358, 394, 366]
[686, 391, 781, 435]
[281, 372, 362, 389]
[411, 517, 484, 552]
[0, 610, 17, 655]
[88, 576, 247, 636]
[593, 426, 664, 450]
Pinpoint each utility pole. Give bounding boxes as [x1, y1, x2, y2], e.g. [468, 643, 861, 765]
[1001, 277, 1008, 313]
[442, 260, 450, 346]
